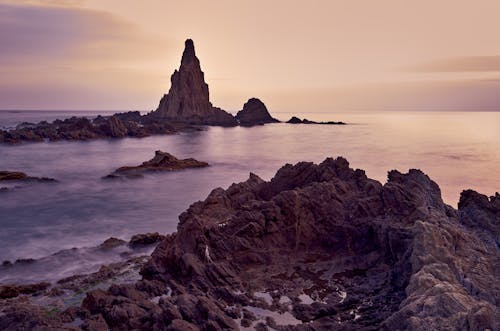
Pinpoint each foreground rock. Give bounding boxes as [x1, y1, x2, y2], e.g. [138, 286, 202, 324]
[236, 98, 280, 126]
[150, 39, 237, 127]
[1, 158, 498, 330]
[287, 116, 346, 125]
[104, 151, 209, 179]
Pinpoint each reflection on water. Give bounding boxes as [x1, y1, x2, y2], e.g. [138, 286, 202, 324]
[0, 111, 499, 272]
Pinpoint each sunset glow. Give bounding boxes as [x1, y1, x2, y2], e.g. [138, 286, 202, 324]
[1, 0, 500, 112]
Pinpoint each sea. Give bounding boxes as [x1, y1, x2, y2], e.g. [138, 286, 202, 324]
[0, 110, 499, 283]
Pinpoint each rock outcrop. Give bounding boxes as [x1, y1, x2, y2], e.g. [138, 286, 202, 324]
[104, 151, 209, 179]
[287, 116, 346, 125]
[1, 158, 498, 330]
[0, 171, 56, 183]
[151, 39, 237, 127]
[0, 112, 183, 144]
[235, 98, 279, 126]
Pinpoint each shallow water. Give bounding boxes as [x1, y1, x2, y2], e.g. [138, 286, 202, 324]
[0, 110, 499, 282]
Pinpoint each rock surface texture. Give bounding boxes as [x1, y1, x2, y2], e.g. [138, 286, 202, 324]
[1, 158, 498, 330]
[235, 98, 280, 126]
[104, 151, 209, 179]
[151, 39, 237, 126]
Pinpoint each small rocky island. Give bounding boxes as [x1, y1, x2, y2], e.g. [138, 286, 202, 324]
[287, 116, 346, 125]
[0, 157, 497, 330]
[104, 150, 209, 179]
[0, 39, 345, 144]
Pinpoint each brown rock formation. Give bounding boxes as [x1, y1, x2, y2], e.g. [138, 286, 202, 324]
[235, 98, 279, 126]
[1, 158, 498, 330]
[104, 150, 209, 179]
[151, 39, 237, 126]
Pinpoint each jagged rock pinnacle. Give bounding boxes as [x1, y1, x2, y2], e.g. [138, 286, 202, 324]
[152, 39, 236, 126]
[181, 39, 197, 65]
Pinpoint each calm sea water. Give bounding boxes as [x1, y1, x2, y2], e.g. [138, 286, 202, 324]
[0, 110, 499, 283]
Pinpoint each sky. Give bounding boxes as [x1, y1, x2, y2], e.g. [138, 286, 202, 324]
[1, 0, 500, 112]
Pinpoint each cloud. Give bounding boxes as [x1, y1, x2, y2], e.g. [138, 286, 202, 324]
[0, 2, 171, 65]
[0, 2, 175, 109]
[408, 56, 500, 72]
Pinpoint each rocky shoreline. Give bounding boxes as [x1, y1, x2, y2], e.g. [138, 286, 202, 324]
[0, 157, 497, 330]
[0, 39, 346, 145]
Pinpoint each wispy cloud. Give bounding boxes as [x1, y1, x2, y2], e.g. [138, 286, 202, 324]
[408, 56, 500, 72]
[0, 1, 175, 109]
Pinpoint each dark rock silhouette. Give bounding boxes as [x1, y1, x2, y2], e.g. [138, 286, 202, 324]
[287, 116, 346, 125]
[0, 171, 56, 183]
[151, 39, 237, 126]
[235, 98, 279, 126]
[1, 158, 497, 330]
[104, 150, 209, 179]
[0, 112, 182, 144]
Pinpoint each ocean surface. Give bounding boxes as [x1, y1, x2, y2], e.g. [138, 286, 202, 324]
[0, 110, 499, 283]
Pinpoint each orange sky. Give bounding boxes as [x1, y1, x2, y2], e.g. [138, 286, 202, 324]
[1, 0, 500, 112]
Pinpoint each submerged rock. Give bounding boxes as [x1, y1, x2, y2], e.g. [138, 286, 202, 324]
[1, 158, 498, 330]
[236, 98, 279, 126]
[0, 171, 56, 183]
[104, 150, 209, 179]
[287, 116, 346, 125]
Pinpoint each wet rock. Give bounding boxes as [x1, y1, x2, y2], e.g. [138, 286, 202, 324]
[0, 171, 27, 181]
[14, 258, 36, 265]
[0, 171, 56, 183]
[236, 98, 279, 126]
[129, 232, 166, 248]
[99, 237, 127, 249]
[104, 150, 209, 179]
[0, 282, 50, 299]
[286, 116, 346, 125]
[151, 39, 237, 127]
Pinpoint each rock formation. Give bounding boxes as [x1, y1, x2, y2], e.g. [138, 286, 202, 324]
[1, 157, 497, 330]
[151, 39, 237, 127]
[287, 116, 346, 125]
[0, 112, 184, 144]
[104, 150, 209, 179]
[0, 171, 56, 183]
[235, 98, 279, 126]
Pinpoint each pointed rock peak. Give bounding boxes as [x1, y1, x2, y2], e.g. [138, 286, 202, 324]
[181, 39, 197, 65]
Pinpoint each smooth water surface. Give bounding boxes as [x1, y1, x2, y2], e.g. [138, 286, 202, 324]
[0, 110, 499, 282]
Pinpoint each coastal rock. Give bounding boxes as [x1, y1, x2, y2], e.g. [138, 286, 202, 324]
[1, 158, 498, 330]
[104, 151, 209, 179]
[235, 98, 279, 126]
[287, 116, 346, 125]
[129, 233, 166, 248]
[0, 171, 56, 183]
[99, 237, 127, 250]
[0, 282, 50, 299]
[151, 39, 237, 127]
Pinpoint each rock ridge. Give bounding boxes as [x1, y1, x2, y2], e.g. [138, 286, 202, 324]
[1, 157, 497, 330]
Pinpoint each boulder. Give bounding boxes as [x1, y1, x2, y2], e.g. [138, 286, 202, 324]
[235, 98, 279, 126]
[104, 150, 209, 179]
